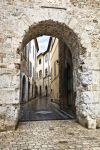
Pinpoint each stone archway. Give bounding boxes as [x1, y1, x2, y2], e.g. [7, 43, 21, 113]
[0, 0, 100, 131]
[0, 19, 96, 131]
[18, 19, 96, 129]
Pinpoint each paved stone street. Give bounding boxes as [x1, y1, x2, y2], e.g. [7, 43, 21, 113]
[0, 120, 100, 150]
[20, 97, 71, 122]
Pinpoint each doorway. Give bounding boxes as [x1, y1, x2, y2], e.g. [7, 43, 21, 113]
[22, 76, 26, 102]
[64, 63, 74, 114]
[39, 85, 42, 96]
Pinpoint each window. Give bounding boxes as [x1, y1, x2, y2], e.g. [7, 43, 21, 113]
[33, 49, 34, 59]
[39, 70, 42, 78]
[33, 67, 34, 79]
[51, 68, 52, 79]
[29, 62, 32, 77]
[21, 53, 23, 61]
[25, 46, 27, 58]
[45, 68, 48, 77]
[28, 42, 31, 53]
[39, 59, 41, 64]
[45, 54, 48, 62]
[23, 45, 29, 60]
[23, 46, 26, 59]
[54, 61, 56, 77]
[37, 72, 38, 79]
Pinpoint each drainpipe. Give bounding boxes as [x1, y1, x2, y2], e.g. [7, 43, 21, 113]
[48, 52, 49, 96]
[28, 44, 30, 101]
[43, 55, 44, 95]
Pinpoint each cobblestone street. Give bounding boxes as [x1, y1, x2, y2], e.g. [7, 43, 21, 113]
[0, 120, 100, 150]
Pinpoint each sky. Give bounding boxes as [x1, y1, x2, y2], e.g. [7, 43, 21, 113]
[37, 35, 50, 55]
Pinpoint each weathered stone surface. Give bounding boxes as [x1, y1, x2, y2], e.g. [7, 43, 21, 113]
[0, 104, 20, 131]
[70, 0, 100, 8]
[0, 0, 100, 130]
[80, 71, 93, 86]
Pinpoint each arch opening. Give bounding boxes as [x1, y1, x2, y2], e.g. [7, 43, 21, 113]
[19, 20, 82, 123]
[17, 19, 96, 129]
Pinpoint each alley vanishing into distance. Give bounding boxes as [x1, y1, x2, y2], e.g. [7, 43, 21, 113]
[20, 35, 75, 123]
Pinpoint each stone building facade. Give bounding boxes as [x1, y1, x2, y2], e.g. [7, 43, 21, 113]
[0, 0, 100, 131]
[36, 49, 51, 97]
[20, 39, 38, 103]
[20, 43, 29, 103]
[50, 38, 75, 116]
[50, 38, 60, 104]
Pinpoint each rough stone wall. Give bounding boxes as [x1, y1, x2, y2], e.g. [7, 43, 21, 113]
[70, 0, 100, 8]
[0, 0, 100, 130]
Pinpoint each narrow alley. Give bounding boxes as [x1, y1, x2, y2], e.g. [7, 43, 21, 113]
[20, 35, 75, 124]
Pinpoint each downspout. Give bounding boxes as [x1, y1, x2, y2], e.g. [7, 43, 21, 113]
[28, 44, 30, 101]
[43, 55, 44, 95]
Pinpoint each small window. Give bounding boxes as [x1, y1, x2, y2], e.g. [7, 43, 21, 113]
[54, 61, 56, 77]
[51, 68, 52, 79]
[33, 67, 34, 79]
[33, 48, 34, 59]
[23, 46, 26, 59]
[25, 46, 27, 58]
[28, 42, 31, 53]
[45, 68, 48, 77]
[45, 54, 48, 62]
[37, 72, 38, 79]
[21, 53, 23, 61]
[29, 62, 32, 77]
[39, 59, 41, 64]
[23, 45, 28, 60]
[39, 70, 42, 78]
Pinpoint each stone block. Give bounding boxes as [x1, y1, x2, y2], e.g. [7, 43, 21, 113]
[0, 74, 12, 88]
[96, 118, 100, 128]
[0, 88, 20, 105]
[0, 119, 6, 132]
[0, 63, 7, 68]
[80, 71, 93, 86]
[88, 84, 100, 91]
[86, 116, 96, 129]
[80, 91, 93, 104]
[0, 104, 20, 131]
[80, 91, 100, 105]
[77, 115, 96, 129]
